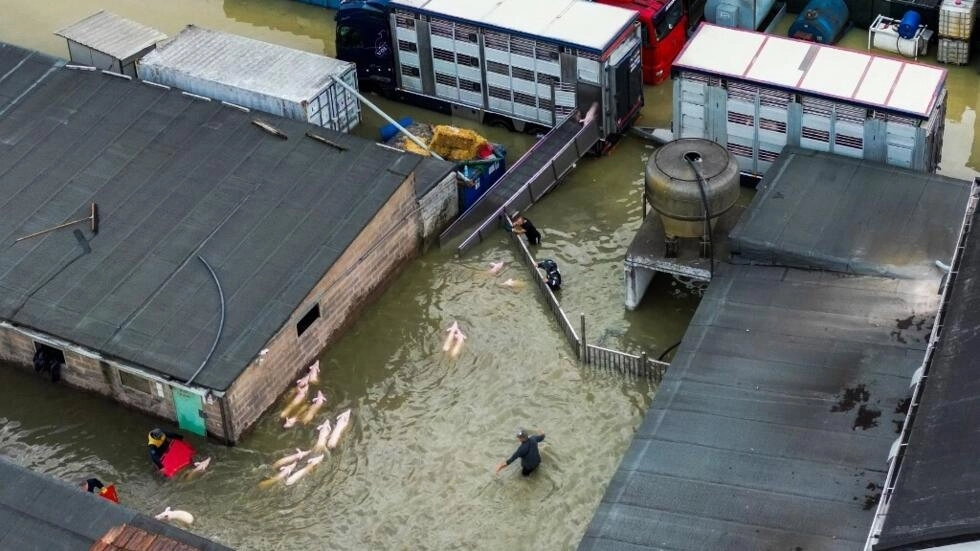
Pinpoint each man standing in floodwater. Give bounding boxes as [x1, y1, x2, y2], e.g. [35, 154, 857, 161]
[511, 214, 541, 245]
[495, 428, 546, 477]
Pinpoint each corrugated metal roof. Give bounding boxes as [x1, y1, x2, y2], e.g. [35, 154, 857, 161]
[673, 24, 947, 118]
[0, 457, 232, 550]
[392, 0, 637, 53]
[55, 11, 166, 62]
[579, 149, 970, 551]
[0, 45, 453, 391]
[139, 25, 354, 103]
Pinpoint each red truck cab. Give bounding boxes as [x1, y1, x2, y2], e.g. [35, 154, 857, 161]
[594, 0, 690, 85]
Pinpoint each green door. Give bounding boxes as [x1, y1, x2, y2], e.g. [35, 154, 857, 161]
[172, 388, 206, 436]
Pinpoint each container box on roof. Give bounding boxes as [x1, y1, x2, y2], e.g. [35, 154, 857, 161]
[55, 10, 166, 78]
[138, 25, 361, 133]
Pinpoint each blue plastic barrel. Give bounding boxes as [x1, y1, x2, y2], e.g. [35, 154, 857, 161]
[898, 10, 921, 39]
[787, 0, 850, 44]
[379, 116, 413, 142]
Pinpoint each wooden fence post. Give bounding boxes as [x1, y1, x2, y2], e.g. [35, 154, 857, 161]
[641, 352, 648, 379]
[580, 313, 587, 364]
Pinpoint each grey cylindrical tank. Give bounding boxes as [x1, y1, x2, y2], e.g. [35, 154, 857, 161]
[645, 138, 740, 239]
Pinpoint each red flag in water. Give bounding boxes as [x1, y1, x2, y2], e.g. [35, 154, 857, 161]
[99, 484, 120, 503]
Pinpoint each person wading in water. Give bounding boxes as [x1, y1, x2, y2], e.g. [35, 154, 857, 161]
[495, 428, 546, 477]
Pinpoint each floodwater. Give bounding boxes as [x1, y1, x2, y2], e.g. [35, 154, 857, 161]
[0, 1, 978, 549]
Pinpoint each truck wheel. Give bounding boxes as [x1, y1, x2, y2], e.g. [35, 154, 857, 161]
[523, 124, 548, 136]
[486, 117, 514, 132]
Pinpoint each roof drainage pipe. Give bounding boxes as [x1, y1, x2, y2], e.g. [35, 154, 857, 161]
[185, 255, 225, 386]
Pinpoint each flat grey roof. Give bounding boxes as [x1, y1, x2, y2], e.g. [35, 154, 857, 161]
[579, 151, 970, 550]
[0, 43, 63, 117]
[0, 44, 453, 391]
[55, 11, 167, 62]
[874, 197, 980, 550]
[581, 264, 941, 550]
[0, 457, 232, 550]
[139, 25, 353, 103]
[730, 147, 970, 278]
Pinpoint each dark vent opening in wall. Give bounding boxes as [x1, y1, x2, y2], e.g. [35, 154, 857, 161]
[296, 305, 321, 336]
[33, 342, 65, 382]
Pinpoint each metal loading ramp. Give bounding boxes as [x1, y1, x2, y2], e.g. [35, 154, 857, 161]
[439, 110, 600, 254]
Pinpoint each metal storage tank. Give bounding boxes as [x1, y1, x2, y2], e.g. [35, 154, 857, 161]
[705, 0, 780, 29]
[138, 25, 361, 133]
[645, 139, 740, 241]
[788, 0, 850, 42]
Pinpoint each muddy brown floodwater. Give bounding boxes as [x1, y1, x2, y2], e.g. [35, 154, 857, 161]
[1, 1, 978, 549]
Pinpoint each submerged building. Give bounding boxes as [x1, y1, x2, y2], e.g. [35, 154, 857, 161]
[0, 42, 456, 444]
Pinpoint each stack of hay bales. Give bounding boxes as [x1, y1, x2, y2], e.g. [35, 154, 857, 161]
[393, 124, 490, 161]
[428, 126, 487, 161]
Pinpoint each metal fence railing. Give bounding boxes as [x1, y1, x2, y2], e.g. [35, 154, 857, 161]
[508, 227, 670, 383]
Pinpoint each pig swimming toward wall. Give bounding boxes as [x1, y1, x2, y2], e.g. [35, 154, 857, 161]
[155, 507, 194, 525]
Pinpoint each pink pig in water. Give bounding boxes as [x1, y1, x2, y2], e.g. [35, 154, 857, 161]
[442, 321, 461, 352]
[272, 448, 309, 469]
[280, 381, 309, 419]
[155, 507, 194, 525]
[301, 391, 327, 425]
[258, 462, 297, 488]
[313, 419, 332, 453]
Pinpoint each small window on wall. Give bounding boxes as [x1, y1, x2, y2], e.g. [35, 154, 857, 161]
[297, 304, 321, 336]
[118, 369, 153, 395]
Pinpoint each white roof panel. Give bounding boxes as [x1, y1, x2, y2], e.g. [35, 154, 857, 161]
[672, 24, 764, 74]
[744, 36, 812, 87]
[799, 47, 870, 97]
[391, 0, 635, 52]
[55, 10, 166, 61]
[401, 0, 497, 22]
[482, 0, 568, 38]
[542, 2, 638, 51]
[138, 26, 353, 102]
[890, 63, 947, 115]
[853, 57, 903, 106]
[674, 24, 946, 118]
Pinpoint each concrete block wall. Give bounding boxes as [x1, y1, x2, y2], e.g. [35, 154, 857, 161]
[0, 323, 224, 439]
[222, 175, 423, 442]
[0, 327, 36, 365]
[418, 172, 459, 246]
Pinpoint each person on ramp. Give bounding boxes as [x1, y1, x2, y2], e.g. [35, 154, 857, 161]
[511, 214, 542, 246]
[495, 428, 546, 477]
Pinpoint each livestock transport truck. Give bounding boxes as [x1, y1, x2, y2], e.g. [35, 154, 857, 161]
[672, 24, 947, 178]
[335, 0, 644, 149]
